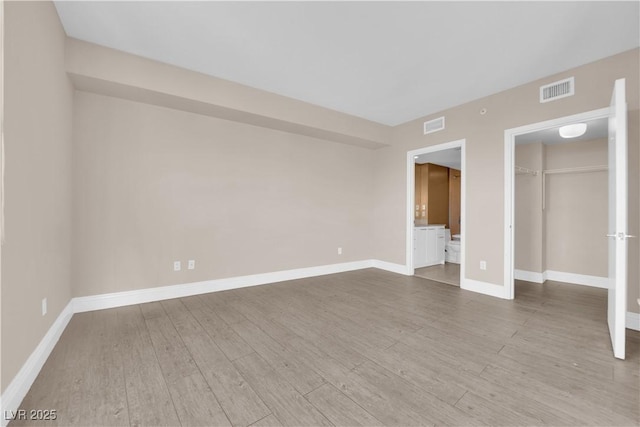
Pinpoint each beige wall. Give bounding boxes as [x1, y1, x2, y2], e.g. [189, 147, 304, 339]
[515, 142, 545, 273]
[545, 139, 608, 276]
[72, 91, 374, 297]
[515, 139, 609, 277]
[1, 1, 73, 392]
[373, 49, 639, 313]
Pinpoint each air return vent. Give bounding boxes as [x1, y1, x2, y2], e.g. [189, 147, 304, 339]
[540, 77, 574, 103]
[423, 116, 445, 135]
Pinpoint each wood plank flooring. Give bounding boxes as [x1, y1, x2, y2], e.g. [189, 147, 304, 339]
[414, 263, 460, 286]
[11, 268, 640, 426]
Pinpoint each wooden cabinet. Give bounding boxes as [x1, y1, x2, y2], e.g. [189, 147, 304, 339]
[415, 164, 423, 220]
[449, 168, 461, 236]
[415, 163, 450, 226]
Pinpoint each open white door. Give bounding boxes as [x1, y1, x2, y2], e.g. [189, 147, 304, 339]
[607, 78, 629, 360]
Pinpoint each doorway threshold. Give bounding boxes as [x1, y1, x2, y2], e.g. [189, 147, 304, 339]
[414, 263, 460, 287]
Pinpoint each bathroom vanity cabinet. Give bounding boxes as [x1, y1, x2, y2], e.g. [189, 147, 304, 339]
[413, 225, 445, 268]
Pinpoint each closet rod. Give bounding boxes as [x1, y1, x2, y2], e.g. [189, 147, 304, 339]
[543, 165, 608, 175]
[542, 165, 608, 210]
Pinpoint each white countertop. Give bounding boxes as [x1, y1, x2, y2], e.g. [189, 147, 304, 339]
[414, 224, 445, 228]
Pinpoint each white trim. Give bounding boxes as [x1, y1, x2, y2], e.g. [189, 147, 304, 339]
[545, 270, 609, 289]
[407, 139, 465, 286]
[461, 278, 509, 299]
[514, 269, 609, 289]
[1, 301, 74, 426]
[460, 143, 467, 295]
[514, 269, 546, 283]
[626, 312, 640, 331]
[74, 260, 373, 313]
[371, 259, 412, 275]
[504, 107, 611, 300]
[74, 259, 417, 314]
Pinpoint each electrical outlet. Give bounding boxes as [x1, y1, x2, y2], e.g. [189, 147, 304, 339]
[338, 247, 342, 255]
[188, 260, 195, 270]
[174, 261, 181, 271]
[480, 260, 487, 271]
[42, 298, 47, 316]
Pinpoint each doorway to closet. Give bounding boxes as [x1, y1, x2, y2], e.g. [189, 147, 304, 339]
[504, 78, 630, 360]
[407, 139, 466, 288]
[513, 116, 609, 288]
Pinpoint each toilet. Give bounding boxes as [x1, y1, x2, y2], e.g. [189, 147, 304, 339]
[445, 229, 461, 264]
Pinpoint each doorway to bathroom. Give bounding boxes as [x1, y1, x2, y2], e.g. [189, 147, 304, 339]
[407, 139, 466, 287]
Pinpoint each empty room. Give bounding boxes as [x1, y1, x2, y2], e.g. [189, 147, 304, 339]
[2, 1, 640, 426]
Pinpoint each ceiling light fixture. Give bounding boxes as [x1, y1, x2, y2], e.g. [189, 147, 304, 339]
[559, 123, 587, 138]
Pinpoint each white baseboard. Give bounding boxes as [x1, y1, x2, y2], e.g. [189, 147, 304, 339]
[74, 259, 413, 314]
[1, 301, 74, 427]
[514, 269, 546, 283]
[461, 278, 509, 299]
[74, 260, 373, 313]
[545, 270, 609, 289]
[371, 259, 411, 275]
[627, 311, 640, 331]
[514, 269, 608, 289]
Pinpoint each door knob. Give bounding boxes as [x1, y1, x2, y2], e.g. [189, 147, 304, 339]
[606, 232, 637, 240]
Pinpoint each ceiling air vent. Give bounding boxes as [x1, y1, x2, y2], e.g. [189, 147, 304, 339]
[423, 116, 445, 135]
[540, 77, 574, 103]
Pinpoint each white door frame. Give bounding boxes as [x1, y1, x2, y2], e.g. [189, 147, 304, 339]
[503, 107, 610, 299]
[406, 139, 466, 281]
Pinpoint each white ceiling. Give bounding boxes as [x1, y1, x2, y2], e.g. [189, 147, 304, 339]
[54, 1, 639, 126]
[415, 148, 461, 171]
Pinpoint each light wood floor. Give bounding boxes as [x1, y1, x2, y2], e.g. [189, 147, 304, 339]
[415, 262, 461, 286]
[12, 269, 640, 426]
